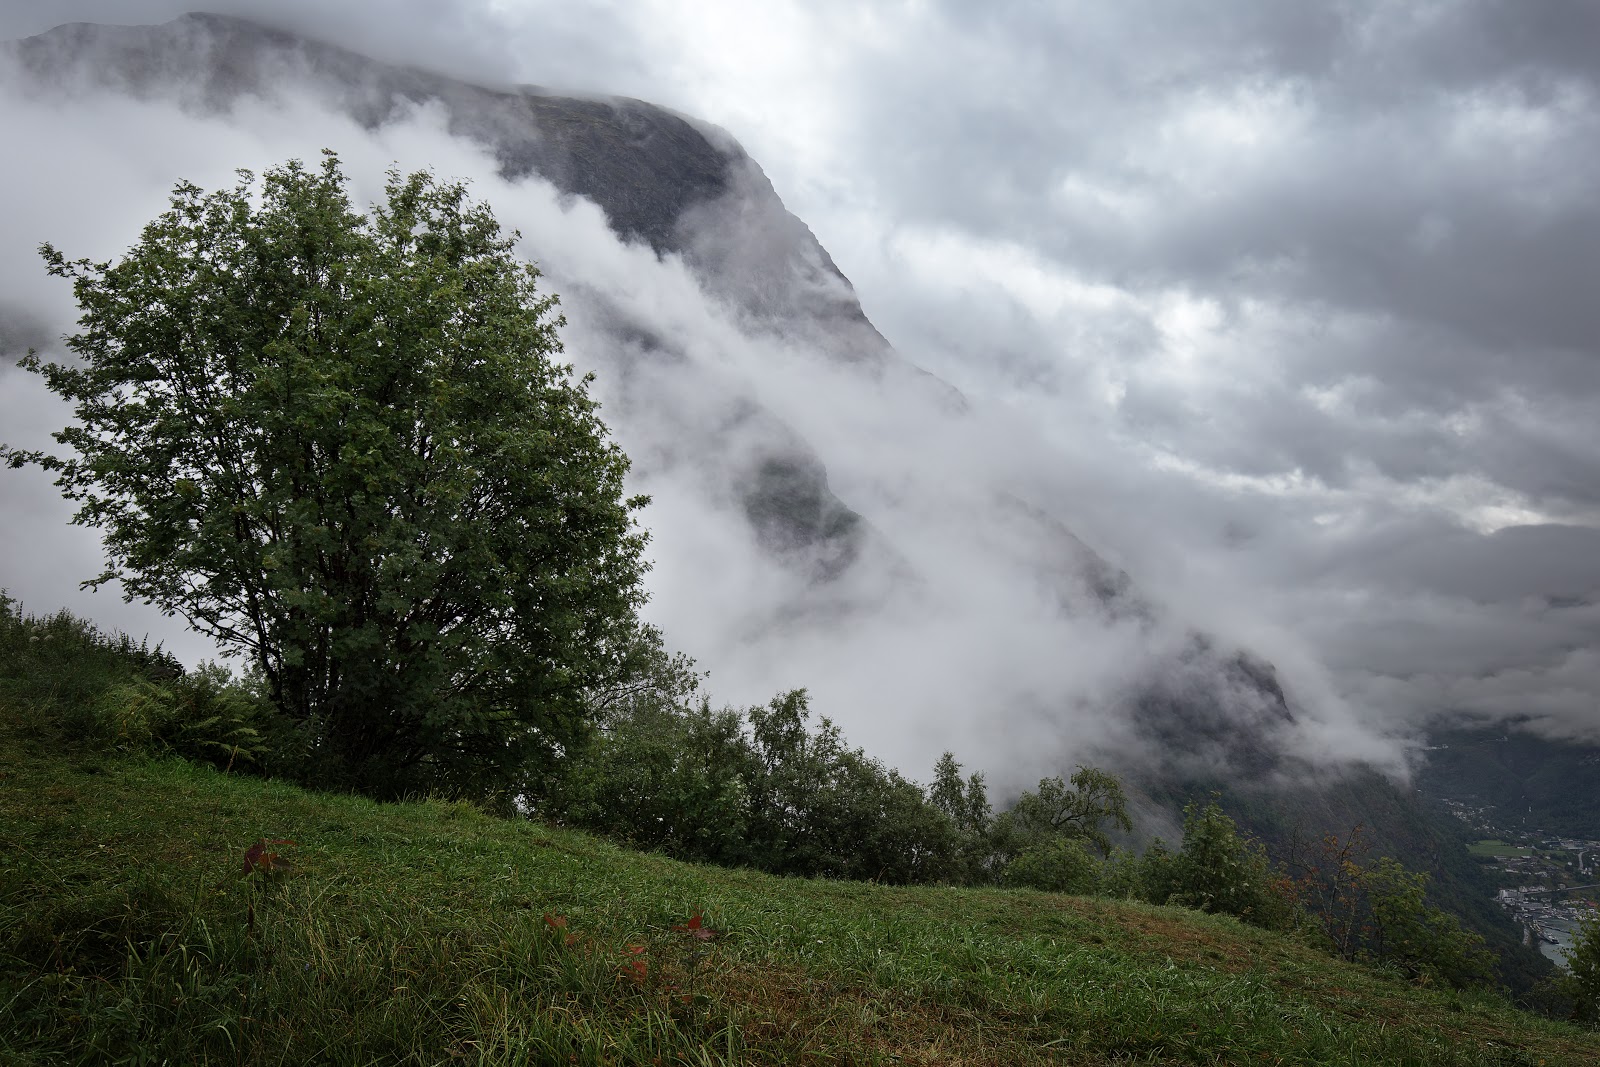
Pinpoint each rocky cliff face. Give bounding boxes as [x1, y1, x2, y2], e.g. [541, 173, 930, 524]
[14, 13, 893, 357]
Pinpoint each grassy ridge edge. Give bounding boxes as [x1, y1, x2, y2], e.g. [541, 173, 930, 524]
[2, 714, 1596, 1065]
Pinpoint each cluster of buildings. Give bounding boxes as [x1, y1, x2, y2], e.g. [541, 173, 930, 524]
[1484, 841, 1600, 965]
[1438, 797, 1502, 836]
[1496, 886, 1595, 950]
[1545, 839, 1598, 877]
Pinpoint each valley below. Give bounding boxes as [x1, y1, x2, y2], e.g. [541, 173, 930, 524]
[1422, 725, 1600, 969]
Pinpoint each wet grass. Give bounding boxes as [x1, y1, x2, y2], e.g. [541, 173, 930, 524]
[2, 712, 1597, 1065]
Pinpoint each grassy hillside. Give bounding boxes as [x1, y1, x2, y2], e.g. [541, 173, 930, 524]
[3, 711, 1597, 1065]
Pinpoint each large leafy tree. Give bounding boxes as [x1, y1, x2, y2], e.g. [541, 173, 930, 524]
[3, 152, 650, 798]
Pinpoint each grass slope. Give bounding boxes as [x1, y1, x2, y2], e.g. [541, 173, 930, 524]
[2, 717, 1597, 1065]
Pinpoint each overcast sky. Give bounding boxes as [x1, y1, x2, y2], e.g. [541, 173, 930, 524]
[2, 1, 1597, 769]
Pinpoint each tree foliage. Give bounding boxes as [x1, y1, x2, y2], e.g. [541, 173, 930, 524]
[3, 153, 649, 798]
[742, 690, 943, 880]
[554, 696, 751, 864]
[1000, 836, 1100, 893]
[995, 765, 1132, 863]
[1559, 908, 1600, 1026]
[554, 688, 963, 884]
[930, 752, 993, 884]
[1284, 825, 1495, 989]
[1140, 799, 1293, 929]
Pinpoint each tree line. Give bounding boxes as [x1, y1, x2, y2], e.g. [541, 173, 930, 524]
[547, 668, 1507, 992]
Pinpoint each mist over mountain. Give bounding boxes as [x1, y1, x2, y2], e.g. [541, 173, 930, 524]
[0, 12, 1357, 795]
[0, 10, 1589, 833]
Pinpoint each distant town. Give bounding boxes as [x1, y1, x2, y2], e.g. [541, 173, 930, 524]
[1441, 797, 1599, 966]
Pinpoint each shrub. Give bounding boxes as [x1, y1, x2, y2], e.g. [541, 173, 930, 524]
[1559, 908, 1600, 1026]
[0, 592, 183, 740]
[93, 665, 275, 771]
[740, 690, 957, 883]
[1359, 857, 1496, 988]
[553, 698, 751, 865]
[1000, 837, 1100, 894]
[1097, 845, 1150, 901]
[1158, 799, 1293, 929]
[1289, 826, 1495, 989]
[554, 688, 962, 884]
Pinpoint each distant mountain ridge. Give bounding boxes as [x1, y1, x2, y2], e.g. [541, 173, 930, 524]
[12, 14, 893, 355]
[1419, 723, 1600, 839]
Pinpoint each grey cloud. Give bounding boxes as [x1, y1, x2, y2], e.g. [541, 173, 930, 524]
[1370, 1, 1600, 96]
[1321, 522, 1600, 607]
[816, 0, 1600, 420]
